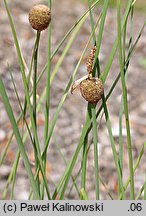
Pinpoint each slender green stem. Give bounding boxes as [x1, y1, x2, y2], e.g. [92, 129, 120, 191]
[90, 0, 109, 78]
[122, 18, 127, 63]
[23, 32, 40, 122]
[81, 0, 97, 199]
[96, 0, 109, 56]
[81, 134, 88, 199]
[118, 11, 128, 197]
[91, 104, 99, 200]
[41, 1, 52, 199]
[144, 178, 146, 200]
[102, 0, 134, 82]
[117, 0, 134, 199]
[102, 94, 126, 199]
[136, 182, 146, 200]
[88, 0, 96, 43]
[10, 151, 20, 199]
[33, 31, 40, 129]
[87, 0, 102, 200]
[118, 98, 123, 177]
[118, 4, 134, 197]
[118, 18, 127, 196]
[33, 31, 41, 192]
[143, 143, 146, 199]
[44, 0, 51, 145]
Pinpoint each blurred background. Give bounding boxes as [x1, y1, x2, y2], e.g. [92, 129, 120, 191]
[0, 0, 146, 199]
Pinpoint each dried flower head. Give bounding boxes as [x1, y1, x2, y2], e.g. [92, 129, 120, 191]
[71, 46, 104, 104]
[80, 78, 104, 103]
[86, 46, 96, 78]
[29, 4, 51, 31]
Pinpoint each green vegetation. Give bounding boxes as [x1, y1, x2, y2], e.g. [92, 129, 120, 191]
[81, 0, 146, 11]
[0, 0, 146, 200]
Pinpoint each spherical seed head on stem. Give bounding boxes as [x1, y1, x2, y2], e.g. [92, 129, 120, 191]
[80, 78, 104, 104]
[29, 4, 51, 31]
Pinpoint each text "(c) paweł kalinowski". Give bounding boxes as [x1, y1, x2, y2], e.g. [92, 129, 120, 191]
[20, 202, 103, 212]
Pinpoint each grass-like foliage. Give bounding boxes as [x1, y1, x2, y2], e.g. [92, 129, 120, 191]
[0, 0, 146, 200]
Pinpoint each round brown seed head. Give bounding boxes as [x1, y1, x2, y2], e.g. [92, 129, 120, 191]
[29, 5, 51, 31]
[80, 78, 104, 103]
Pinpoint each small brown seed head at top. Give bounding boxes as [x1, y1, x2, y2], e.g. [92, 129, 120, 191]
[80, 77, 104, 104]
[86, 46, 96, 77]
[29, 4, 51, 31]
